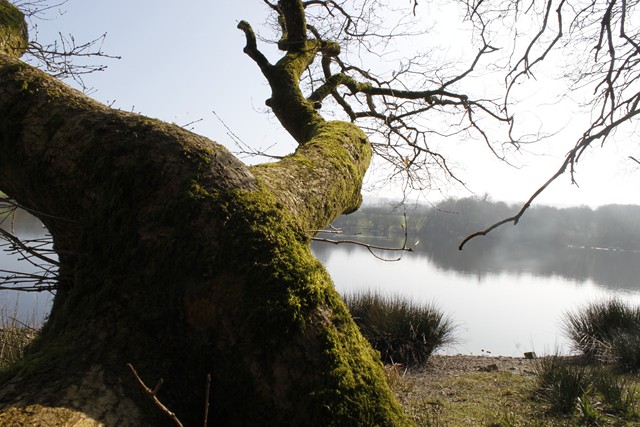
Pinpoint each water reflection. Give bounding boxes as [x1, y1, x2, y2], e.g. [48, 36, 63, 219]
[313, 236, 640, 292]
[425, 243, 640, 292]
[312, 240, 640, 356]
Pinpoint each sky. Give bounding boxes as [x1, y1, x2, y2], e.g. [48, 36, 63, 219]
[24, 0, 640, 208]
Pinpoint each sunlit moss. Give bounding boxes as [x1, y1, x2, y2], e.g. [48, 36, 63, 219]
[0, 0, 28, 57]
[251, 120, 371, 231]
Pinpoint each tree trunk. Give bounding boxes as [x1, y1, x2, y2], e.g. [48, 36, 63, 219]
[0, 3, 410, 426]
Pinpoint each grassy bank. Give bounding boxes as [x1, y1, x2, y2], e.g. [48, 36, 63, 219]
[390, 355, 640, 426]
[387, 298, 640, 426]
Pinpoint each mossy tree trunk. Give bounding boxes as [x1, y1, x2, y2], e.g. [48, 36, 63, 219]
[0, 1, 410, 426]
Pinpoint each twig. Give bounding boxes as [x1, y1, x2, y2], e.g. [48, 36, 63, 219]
[203, 373, 211, 427]
[0, 227, 59, 267]
[8, 317, 38, 332]
[311, 213, 416, 261]
[126, 363, 184, 427]
[311, 237, 414, 255]
[212, 110, 282, 160]
[152, 378, 164, 395]
[307, 224, 343, 234]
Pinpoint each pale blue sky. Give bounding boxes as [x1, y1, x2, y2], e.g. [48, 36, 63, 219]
[25, 1, 640, 208]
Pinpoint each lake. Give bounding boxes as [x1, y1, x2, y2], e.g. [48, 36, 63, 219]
[311, 239, 640, 356]
[0, 211, 54, 327]
[3, 211, 640, 356]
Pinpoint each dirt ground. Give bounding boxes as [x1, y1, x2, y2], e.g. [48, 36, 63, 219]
[404, 354, 539, 384]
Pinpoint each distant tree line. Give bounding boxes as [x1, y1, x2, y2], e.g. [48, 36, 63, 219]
[329, 197, 640, 253]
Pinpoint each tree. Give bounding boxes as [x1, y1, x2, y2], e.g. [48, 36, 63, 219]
[0, 1, 407, 425]
[0, 0, 639, 425]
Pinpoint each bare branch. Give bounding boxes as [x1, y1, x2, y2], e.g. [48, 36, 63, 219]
[127, 363, 184, 427]
[211, 110, 283, 161]
[237, 21, 273, 77]
[13, 0, 67, 19]
[460, 105, 640, 249]
[243, 1, 519, 192]
[14, 1, 120, 92]
[0, 198, 58, 292]
[311, 212, 416, 261]
[312, 236, 415, 260]
[0, 227, 58, 267]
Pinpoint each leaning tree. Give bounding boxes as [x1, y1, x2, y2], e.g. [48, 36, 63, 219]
[0, 0, 639, 425]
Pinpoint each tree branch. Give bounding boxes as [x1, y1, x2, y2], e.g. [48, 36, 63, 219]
[311, 212, 416, 261]
[0, 0, 29, 57]
[460, 106, 640, 250]
[0, 227, 58, 267]
[127, 363, 184, 427]
[237, 21, 273, 78]
[277, 0, 308, 52]
[311, 236, 414, 261]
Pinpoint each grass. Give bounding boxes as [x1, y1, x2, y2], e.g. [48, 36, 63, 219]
[343, 290, 457, 366]
[389, 355, 640, 426]
[0, 304, 37, 369]
[385, 297, 640, 426]
[391, 362, 543, 426]
[563, 299, 640, 367]
[534, 355, 593, 415]
[593, 369, 639, 419]
[533, 355, 640, 423]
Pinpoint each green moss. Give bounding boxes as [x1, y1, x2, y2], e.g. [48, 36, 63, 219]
[217, 186, 316, 334]
[0, 60, 28, 89]
[189, 180, 213, 199]
[208, 186, 410, 425]
[251, 120, 371, 231]
[0, 0, 28, 57]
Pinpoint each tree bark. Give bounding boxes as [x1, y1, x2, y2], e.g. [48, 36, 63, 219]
[0, 3, 410, 426]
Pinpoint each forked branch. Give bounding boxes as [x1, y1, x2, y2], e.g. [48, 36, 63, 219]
[127, 363, 184, 427]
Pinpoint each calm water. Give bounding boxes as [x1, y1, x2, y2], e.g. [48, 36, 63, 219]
[0, 214, 54, 327]
[311, 241, 640, 356]
[3, 212, 640, 356]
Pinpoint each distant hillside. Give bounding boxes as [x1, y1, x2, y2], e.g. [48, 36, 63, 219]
[329, 197, 640, 252]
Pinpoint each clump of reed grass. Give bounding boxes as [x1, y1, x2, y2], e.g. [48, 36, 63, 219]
[593, 370, 639, 419]
[534, 355, 593, 415]
[563, 299, 640, 369]
[534, 355, 639, 421]
[343, 290, 457, 366]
